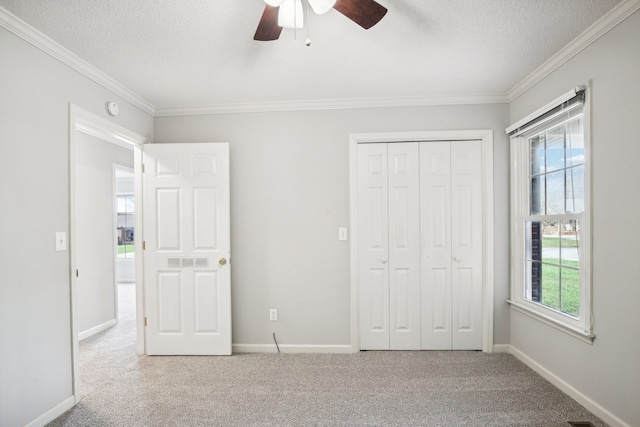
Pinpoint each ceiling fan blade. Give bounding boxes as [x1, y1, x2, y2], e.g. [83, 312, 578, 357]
[333, 0, 387, 29]
[254, 5, 283, 41]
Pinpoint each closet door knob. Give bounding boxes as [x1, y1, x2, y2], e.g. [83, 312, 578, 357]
[381, 259, 388, 264]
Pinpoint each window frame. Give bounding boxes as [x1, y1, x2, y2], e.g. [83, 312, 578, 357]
[509, 86, 594, 343]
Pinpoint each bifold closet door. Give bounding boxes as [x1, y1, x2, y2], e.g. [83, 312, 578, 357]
[420, 141, 483, 350]
[358, 143, 421, 350]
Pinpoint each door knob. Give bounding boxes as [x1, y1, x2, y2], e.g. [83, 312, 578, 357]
[453, 256, 461, 263]
[219, 258, 227, 266]
[381, 259, 387, 264]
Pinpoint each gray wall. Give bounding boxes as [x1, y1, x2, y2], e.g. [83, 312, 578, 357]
[76, 134, 133, 336]
[154, 104, 511, 348]
[508, 10, 640, 426]
[0, 27, 152, 427]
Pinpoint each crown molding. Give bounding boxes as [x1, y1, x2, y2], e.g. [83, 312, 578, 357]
[0, 6, 155, 116]
[154, 94, 509, 117]
[508, 0, 640, 102]
[6, 0, 634, 117]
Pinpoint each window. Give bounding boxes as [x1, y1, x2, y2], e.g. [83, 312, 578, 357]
[117, 195, 135, 259]
[508, 86, 593, 342]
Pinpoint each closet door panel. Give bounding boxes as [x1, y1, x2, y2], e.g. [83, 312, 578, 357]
[357, 143, 390, 350]
[388, 143, 421, 350]
[420, 142, 453, 350]
[451, 141, 483, 350]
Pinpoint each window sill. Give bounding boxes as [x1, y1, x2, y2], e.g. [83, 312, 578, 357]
[507, 300, 595, 344]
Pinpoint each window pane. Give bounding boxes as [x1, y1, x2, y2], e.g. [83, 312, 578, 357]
[530, 136, 545, 176]
[117, 195, 135, 259]
[546, 170, 565, 214]
[541, 221, 560, 264]
[541, 263, 560, 311]
[565, 166, 584, 213]
[125, 197, 135, 213]
[566, 116, 584, 168]
[530, 175, 545, 215]
[561, 268, 580, 317]
[545, 123, 566, 172]
[560, 220, 580, 267]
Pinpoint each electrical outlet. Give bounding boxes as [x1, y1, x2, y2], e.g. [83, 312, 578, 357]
[269, 309, 278, 322]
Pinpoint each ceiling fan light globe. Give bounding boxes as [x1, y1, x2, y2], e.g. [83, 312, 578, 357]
[309, 0, 336, 14]
[278, 0, 304, 28]
[264, 0, 285, 6]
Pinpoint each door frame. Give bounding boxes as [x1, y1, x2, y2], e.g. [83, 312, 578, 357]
[69, 104, 148, 403]
[349, 130, 495, 353]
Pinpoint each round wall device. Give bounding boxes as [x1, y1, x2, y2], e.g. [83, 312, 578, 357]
[105, 101, 119, 117]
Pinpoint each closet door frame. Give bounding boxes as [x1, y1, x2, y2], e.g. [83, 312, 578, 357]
[349, 130, 495, 353]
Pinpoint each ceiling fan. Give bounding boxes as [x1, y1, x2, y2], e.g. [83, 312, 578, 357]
[254, 0, 388, 41]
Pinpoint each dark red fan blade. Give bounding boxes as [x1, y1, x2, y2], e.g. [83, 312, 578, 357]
[333, 0, 387, 29]
[254, 5, 282, 41]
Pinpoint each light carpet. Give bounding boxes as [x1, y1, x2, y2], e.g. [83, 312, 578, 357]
[48, 284, 606, 426]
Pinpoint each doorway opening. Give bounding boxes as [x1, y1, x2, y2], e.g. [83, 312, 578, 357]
[114, 166, 136, 336]
[69, 104, 148, 403]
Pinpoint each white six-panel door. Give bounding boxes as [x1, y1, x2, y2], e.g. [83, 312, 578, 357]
[449, 141, 483, 349]
[387, 143, 421, 350]
[358, 140, 483, 350]
[420, 142, 453, 349]
[358, 143, 421, 350]
[143, 142, 231, 355]
[420, 141, 483, 350]
[357, 143, 390, 350]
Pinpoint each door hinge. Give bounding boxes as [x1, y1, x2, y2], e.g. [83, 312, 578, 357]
[144, 317, 148, 327]
[142, 241, 146, 250]
[76, 269, 79, 278]
[142, 163, 145, 173]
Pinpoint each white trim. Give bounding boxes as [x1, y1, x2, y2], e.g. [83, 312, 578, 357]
[154, 94, 509, 116]
[508, 300, 594, 344]
[0, 6, 155, 116]
[232, 344, 353, 354]
[492, 344, 510, 354]
[69, 104, 149, 406]
[349, 130, 495, 353]
[78, 318, 117, 341]
[508, 0, 640, 102]
[510, 345, 632, 427]
[24, 396, 75, 427]
[3, 0, 637, 117]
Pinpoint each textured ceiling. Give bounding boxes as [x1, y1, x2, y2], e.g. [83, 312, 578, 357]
[0, 0, 621, 109]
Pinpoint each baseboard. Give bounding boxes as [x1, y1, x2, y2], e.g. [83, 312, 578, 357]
[78, 318, 116, 341]
[232, 344, 352, 354]
[509, 345, 630, 427]
[492, 344, 511, 353]
[24, 396, 74, 427]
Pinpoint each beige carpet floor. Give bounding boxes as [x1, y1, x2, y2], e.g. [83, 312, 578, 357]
[48, 284, 606, 426]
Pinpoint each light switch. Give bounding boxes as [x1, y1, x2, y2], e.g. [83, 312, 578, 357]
[56, 232, 67, 251]
[338, 227, 348, 241]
